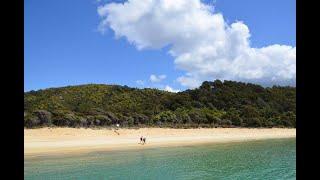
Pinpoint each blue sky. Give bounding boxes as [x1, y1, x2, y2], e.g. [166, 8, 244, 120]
[24, 0, 295, 92]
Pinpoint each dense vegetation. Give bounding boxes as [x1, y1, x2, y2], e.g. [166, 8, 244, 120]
[24, 80, 296, 128]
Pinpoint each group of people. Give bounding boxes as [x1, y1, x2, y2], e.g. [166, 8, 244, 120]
[140, 136, 146, 144]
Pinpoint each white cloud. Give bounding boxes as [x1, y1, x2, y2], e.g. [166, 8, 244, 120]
[135, 80, 145, 85]
[164, 85, 180, 93]
[150, 74, 166, 83]
[98, 0, 296, 88]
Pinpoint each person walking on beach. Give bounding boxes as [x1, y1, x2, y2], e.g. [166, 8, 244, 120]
[140, 136, 143, 144]
[143, 137, 146, 144]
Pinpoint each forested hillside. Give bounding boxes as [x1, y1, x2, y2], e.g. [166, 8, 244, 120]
[24, 80, 296, 128]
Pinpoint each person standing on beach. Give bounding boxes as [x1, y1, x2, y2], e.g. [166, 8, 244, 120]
[140, 136, 143, 144]
[143, 137, 146, 144]
[114, 124, 120, 135]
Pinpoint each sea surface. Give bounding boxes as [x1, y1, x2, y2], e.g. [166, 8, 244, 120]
[25, 138, 296, 180]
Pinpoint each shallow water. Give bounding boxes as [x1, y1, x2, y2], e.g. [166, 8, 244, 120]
[25, 138, 296, 180]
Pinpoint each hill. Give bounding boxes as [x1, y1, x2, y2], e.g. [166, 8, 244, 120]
[24, 80, 296, 128]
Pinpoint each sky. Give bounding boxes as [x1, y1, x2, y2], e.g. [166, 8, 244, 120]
[24, 0, 296, 92]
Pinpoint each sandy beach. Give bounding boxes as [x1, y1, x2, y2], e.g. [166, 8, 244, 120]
[24, 128, 296, 157]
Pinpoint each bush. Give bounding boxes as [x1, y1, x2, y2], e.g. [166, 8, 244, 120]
[86, 116, 95, 127]
[188, 109, 207, 124]
[105, 112, 119, 124]
[174, 108, 191, 124]
[127, 116, 134, 126]
[24, 115, 40, 128]
[133, 114, 149, 125]
[95, 115, 112, 126]
[52, 113, 77, 127]
[79, 117, 88, 127]
[34, 110, 52, 125]
[280, 111, 296, 127]
[245, 117, 262, 127]
[264, 118, 275, 127]
[153, 111, 177, 124]
[221, 119, 232, 127]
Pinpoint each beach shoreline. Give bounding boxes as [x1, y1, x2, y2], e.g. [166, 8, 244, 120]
[24, 127, 296, 158]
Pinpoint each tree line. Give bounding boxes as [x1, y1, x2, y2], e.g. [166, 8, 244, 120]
[24, 80, 296, 128]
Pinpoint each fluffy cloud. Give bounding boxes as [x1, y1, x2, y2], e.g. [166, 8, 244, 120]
[164, 85, 180, 93]
[150, 74, 166, 83]
[135, 80, 145, 85]
[98, 0, 296, 88]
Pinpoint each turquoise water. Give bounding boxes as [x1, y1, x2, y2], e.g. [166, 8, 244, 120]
[25, 138, 295, 180]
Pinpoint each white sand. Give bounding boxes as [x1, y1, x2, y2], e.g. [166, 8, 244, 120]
[24, 127, 296, 157]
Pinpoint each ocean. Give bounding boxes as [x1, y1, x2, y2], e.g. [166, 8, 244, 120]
[25, 138, 296, 180]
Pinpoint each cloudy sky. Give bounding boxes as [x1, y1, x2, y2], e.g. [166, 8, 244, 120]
[25, 0, 295, 92]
